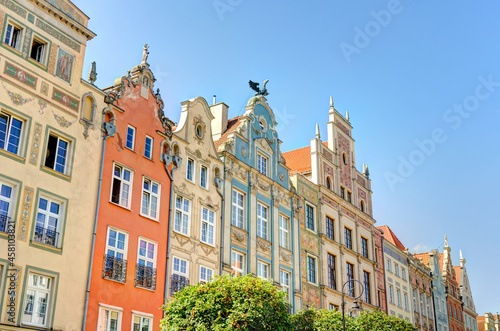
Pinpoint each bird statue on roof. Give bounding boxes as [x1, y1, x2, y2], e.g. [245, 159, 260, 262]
[249, 79, 269, 96]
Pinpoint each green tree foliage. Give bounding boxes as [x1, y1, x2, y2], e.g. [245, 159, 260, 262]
[291, 308, 355, 331]
[356, 310, 416, 331]
[161, 274, 292, 331]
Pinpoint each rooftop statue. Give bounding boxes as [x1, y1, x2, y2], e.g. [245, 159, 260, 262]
[249, 79, 269, 96]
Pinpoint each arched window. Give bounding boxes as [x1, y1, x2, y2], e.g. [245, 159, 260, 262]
[326, 176, 331, 190]
[360, 200, 365, 212]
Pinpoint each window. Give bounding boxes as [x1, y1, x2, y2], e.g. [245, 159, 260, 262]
[329, 303, 339, 311]
[361, 237, 368, 258]
[307, 256, 317, 284]
[22, 273, 52, 327]
[200, 207, 215, 246]
[257, 203, 268, 240]
[200, 165, 208, 189]
[326, 216, 334, 241]
[172, 257, 188, 276]
[136, 239, 156, 290]
[186, 158, 194, 182]
[340, 186, 345, 199]
[386, 258, 392, 272]
[326, 176, 331, 190]
[413, 289, 419, 312]
[328, 253, 336, 290]
[344, 227, 352, 250]
[305, 204, 315, 231]
[280, 270, 290, 297]
[389, 285, 394, 304]
[347, 262, 354, 297]
[420, 292, 425, 316]
[347, 191, 352, 203]
[394, 263, 399, 277]
[404, 292, 409, 311]
[279, 215, 289, 249]
[98, 306, 122, 331]
[427, 296, 431, 317]
[0, 112, 23, 155]
[44, 134, 69, 174]
[342, 153, 347, 165]
[363, 271, 371, 304]
[144, 136, 153, 159]
[132, 314, 152, 331]
[141, 178, 159, 219]
[231, 251, 244, 276]
[396, 288, 402, 307]
[0, 182, 14, 233]
[174, 196, 191, 236]
[34, 197, 63, 248]
[111, 164, 132, 208]
[104, 228, 128, 282]
[4, 22, 22, 50]
[126, 126, 135, 150]
[29, 37, 46, 64]
[257, 153, 268, 176]
[257, 261, 269, 279]
[401, 268, 407, 280]
[199, 266, 213, 284]
[232, 189, 244, 228]
[360, 200, 365, 212]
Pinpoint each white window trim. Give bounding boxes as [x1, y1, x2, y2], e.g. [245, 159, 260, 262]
[0, 110, 26, 156]
[22, 273, 53, 327]
[144, 135, 153, 159]
[172, 256, 189, 277]
[29, 34, 49, 66]
[131, 312, 153, 331]
[140, 176, 160, 220]
[4, 20, 24, 51]
[199, 265, 214, 284]
[173, 195, 191, 236]
[44, 132, 71, 175]
[200, 206, 215, 246]
[305, 203, 316, 232]
[34, 194, 65, 248]
[231, 250, 245, 276]
[97, 304, 123, 331]
[126, 125, 136, 150]
[110, 162, 133, 209]
[257, 260, 270, 279]
[257, 152, 268, 176]
[280, 269, 291, 298]
[200, 164, 209, 189]
[136, 237, 157, 268]
[257, 202, 269, 240]
[186, 158, 195, 183]
[231, 189, 245, 229]
[105, 226, 129, 260]
[279, 214, 289, 249]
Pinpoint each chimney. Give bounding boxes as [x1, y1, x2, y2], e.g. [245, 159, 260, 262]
[210, 101, 229, 141]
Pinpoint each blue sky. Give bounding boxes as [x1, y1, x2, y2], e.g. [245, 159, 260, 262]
[75, 0, 500, 315]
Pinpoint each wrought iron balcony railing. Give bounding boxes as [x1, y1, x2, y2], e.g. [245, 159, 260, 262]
[170, 274, 189, 295]
[103, 255, 127, 283]
[33, 225, 59, 247]
[0, 214, 13, 233]
[135, 265, 157, 290]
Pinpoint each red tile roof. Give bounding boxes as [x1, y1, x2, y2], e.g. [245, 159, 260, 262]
[282, 141, 329, 174]
[414, 252, 430, 267]
[213, 116, 243, 150]
[376, 225, 406, 251]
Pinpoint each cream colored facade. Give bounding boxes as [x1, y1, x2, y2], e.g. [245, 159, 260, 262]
[166, 96, 223, 298]
[0, 0, 105, 329]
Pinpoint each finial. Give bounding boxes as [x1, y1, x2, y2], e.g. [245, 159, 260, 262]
[142, 44, 149, 64]
[444, 235, 448, 247]
[315, 123, 320, 139]
[88, 61, 97, 85]
[460, 249, 463, 259]
[330, 96, 334, 108]
[213, 95, 216, 105]
[346, 111, 350, 121]
[363, 163, 370, 178]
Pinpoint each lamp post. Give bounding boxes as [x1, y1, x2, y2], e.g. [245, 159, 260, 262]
[341, 279, 364, 331]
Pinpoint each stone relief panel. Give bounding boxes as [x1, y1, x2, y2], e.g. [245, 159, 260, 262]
[320, 193, 338, 210]
[256, 237, 272, 258]
[231, 226, 248, 248]
[322, 145, 333, 162]
[336, 121, 351, 136]
[323, 162, 334, 186]
[338, 133, 352, 190]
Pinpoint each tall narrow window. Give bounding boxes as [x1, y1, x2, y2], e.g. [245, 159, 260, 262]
[231, 251, 244, 276]
[326, 176, 331, 190]
[404, 292, 409, 311]
[413, 289, 419, 312]
[280, 270, 290, 298]
[394, 263, 400, 277]
[340, 186, 345, 199]
[199, 266, 213, 284]
[326, 216, 334, 241]
[307, 256, 317, 284]
[104, 228, 127, 282]
[200, 207, 215, 245]
[257, 261, 269, 279]
[401, 268, 407, 280]
[279, 215, 289, 249]
[126, 126, 135, 150]
[144, 136, 153, 159]
[347, 191, 352, 203]
[396, 288, 402, 307]
[111, 164, 132, 207]
[360, 200, 365, 212]
[34, 197, 62, 248]
[174, 196, 191, 236]
[420, 292, 425, 316]
[231, 190, 244, 228]
[0, 112, 23, 155]
[257, 153, 268, 176]
[0, 182, 13, 233]
[386, 258, 392, 272]
[344, 227, 352, 250]
[306, 204, 315, 231]
[328, 253, 336, 290]
[200, 165, 208, 189]
[257, 203, 268, 240]
[44, 134, 69, 174]
[22, 273, 52, 327]
[361, 237, 368, 258]
[136, 239, 156, 290]
[388, 285, 394, 304]
[141, 178, 159, 219]
[4, 23, 22, 50]
[346, 262, 354, 297]
[363, 271, 371, 304]
[30, 38, 46, 64]
[186, 158, 194, 182]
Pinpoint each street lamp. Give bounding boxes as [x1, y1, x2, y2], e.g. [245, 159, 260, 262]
[341, 279, 364, 331]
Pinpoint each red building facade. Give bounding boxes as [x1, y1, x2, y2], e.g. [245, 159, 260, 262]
[442, 237, 465, 331]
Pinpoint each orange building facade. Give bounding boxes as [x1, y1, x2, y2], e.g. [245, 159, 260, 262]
[84, 59, 174, 331]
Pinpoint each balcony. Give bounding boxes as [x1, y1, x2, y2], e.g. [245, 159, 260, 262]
[33, 225, 59, 247]
[0, 214, 13, 233]
[103, 255, 127, 283]
[135, 265, 156, 290]
[170, 274, 189, 295]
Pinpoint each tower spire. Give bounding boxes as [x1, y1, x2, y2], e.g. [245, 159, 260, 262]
[315, 123, 320, 139]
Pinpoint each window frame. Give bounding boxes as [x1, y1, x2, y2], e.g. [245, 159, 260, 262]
[231, 189, 245, 229]
[29, 34, 49, 66]
[340, 186, 345, 199]
[231, 250, 245, 276]
[200, 206, 215, 246]
[174, 195, 191, 236]
[280, 269, 291, 298]
[347, 190, 352, 203]
[131, 313, 153, 331]
[386, 258, 392, 272]
[328, 253, 336, 290]
[136, 237, 157, 269]
[279, 214, 289, 249]
[110, 163, 133, 209]
[126, 125, 136, 150]
[41, 127, 75, 179]
[257, 202, 269, 240]
[326, 216, 334, 241]
[361, 237, 368, 258]
[344, 227, 352, 250]
[200, 164, 208, 189]
[0, 175, 21, 235]
[0, 109, 26, 158]
[3, 19, 24, 51]
[404, 291, 409, 311]
[346, 262, 355, 297]
[172, 256, 189, 277]
[257, 152, 268, 176]
[140, 177, 160, 220]
[97, 304, 123, 331]
[396, 288, 402, 307]
[199, 265, 214, 284]
[186, 158, 195, 183]
[389, 284, 395, 304]
[144, 135, 153, 159]
[103, 227, 128, 283]
[257, 260, 269, 279]
[363, 271, 371, 304]
[307, 255, 318, 284]
[305, 203, 315, 231]
[394, 263, 400, 277]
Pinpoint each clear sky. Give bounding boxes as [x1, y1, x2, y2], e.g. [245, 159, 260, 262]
[74, 0, 500, 315]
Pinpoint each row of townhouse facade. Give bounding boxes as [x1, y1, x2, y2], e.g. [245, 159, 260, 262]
[0, 1, 482, 331]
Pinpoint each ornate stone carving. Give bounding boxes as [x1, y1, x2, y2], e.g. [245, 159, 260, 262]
[193, 114, 206, 145]
[256, 138, 273, 155]
[29, 122, 42, 165]
[171, 231, 191, 247]
[236, 121, 247, 137]
[53, 113, 75, 128]
[219, 137, 235, 154]
[233, 163, 247, 180]
[17, 187, 34, 241]
[241, 147, 247, 158]
[231, 227, 247, 244]
[173, 183, 194, 200]
[280, 247, 293, 262]
[257, 237, 271, 252]
[199, 196, 220, 211]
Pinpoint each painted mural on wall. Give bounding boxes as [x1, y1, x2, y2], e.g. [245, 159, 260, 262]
[55, 48, 73, 83]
